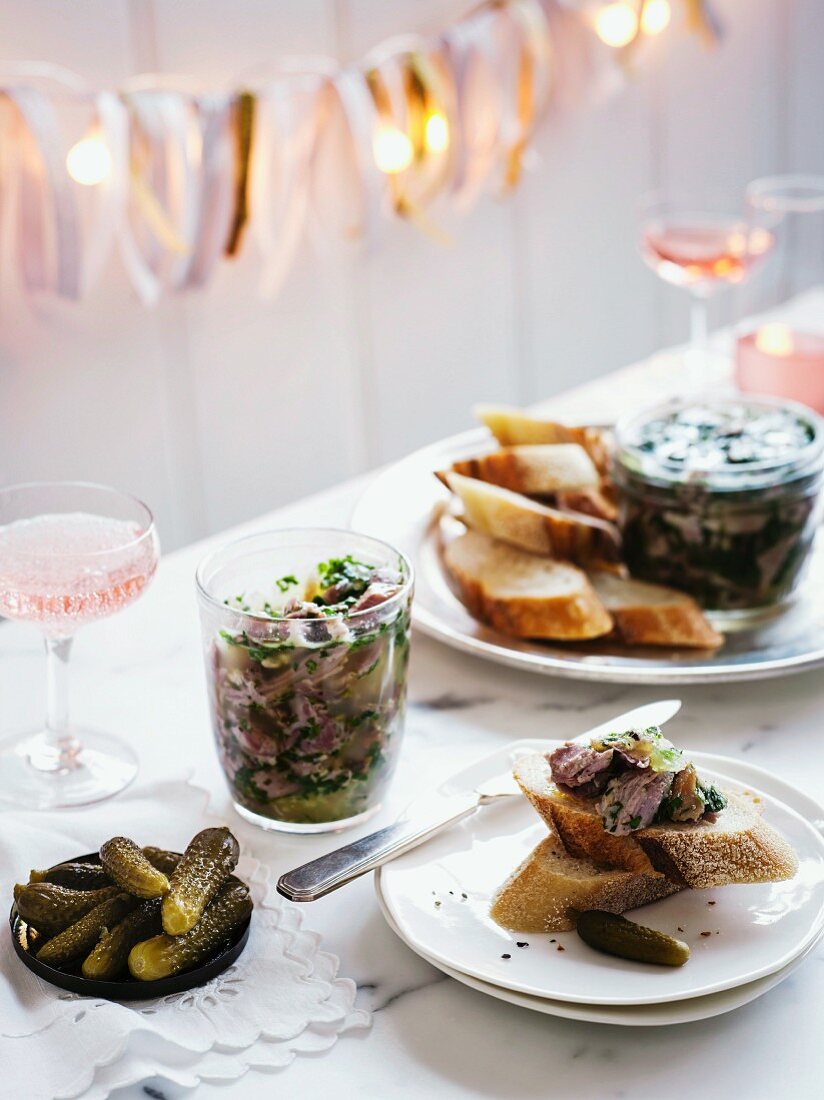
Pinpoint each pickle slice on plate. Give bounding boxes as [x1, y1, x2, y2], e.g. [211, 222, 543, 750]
[130, 883, 252, 981]
[82, 898, 162, 981]
[37, 893, 137, 968]
[161, 827, 239, 936]
[28, 862, 111, 890]
[100, 837, 171, 899]
[575, 910, 690, 967]
[15, 883, 121, 937]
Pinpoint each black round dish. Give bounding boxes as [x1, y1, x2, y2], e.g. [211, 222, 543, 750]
[9, 852, 252, 1001]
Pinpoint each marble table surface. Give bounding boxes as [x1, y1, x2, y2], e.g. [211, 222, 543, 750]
[3, 387, 824, 1098]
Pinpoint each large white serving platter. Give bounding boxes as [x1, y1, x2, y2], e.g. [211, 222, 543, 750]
[351, 429, 824, 683]
[376, 743, 824, 1008]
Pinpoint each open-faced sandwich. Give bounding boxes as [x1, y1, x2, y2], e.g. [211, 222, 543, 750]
[513, 724, 798, 889]
[437, 404, 724, 651]
[490, 723, 798, 950]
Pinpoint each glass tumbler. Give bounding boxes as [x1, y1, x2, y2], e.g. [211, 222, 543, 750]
[196, 528, 413, 833]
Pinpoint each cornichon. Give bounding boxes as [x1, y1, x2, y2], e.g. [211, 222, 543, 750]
[15, 883, 121, 936]
[100, 837, 171, 899]
[37, 893, 137, 967]
[161, 827, 239, 936]
[81, 899, 162, 981]
[575, 910, 690, 967]
[129, 883, 252, 981]
[29, 861, 111, 890]
[142, 847, 181, 877]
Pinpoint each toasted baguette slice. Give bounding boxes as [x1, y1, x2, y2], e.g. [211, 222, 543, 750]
[588, 571, 723, 649]
[513, 753, 799, 888]
[446, 444, 599, 495]
[446, 472, 621, 566]
[474, 405, 610, 472]
[443, 530, 613, 640]
[490, 835, 682, 932]
[554, 487, 618, 523]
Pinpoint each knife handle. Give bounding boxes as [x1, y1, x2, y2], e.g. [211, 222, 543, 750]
[277, 801, 479, 902]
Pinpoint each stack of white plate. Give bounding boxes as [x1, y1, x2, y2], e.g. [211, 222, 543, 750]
[375, 743, 824, 1026]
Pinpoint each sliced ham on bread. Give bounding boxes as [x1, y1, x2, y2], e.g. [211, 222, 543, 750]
[588, 571, 723, 649]
[443, 530, 613, 640]
[513, 753, 799, 888]
[490, 835, 682, 933]
[474, 404, 610, 473]
[445, 444, 600, 495]
[445, 472, 621, 567]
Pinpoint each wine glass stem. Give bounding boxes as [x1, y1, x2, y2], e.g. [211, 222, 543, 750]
[690, 293, 709, 355]
[44, 635, 81, 768]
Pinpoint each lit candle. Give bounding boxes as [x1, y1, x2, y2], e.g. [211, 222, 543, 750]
[736, 324, 824, 414]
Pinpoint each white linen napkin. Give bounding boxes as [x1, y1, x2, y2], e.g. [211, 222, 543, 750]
[0, 777, 369, 1099]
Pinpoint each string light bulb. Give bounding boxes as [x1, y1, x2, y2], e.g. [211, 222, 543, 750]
[373, 126, 414, 174]
[424, 111, 449, 154]
[641, 0, 671, 36]
[594, 3, 639, 48]
[66, 133, 112, 186]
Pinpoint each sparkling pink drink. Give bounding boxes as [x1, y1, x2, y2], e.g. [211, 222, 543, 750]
[0, 512, 158, 634]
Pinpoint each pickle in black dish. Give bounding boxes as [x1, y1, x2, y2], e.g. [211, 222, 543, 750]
[82, 898, 162, 980]
[129, 883, 253, 981]
[162, 827, 239, 935]
[614, 397, 824, 615]
[15, 883, 121, 937]
[37, 893, 137, 967]
[100, 837, 171, 899]
[28, 861, 111, 890]
[142, 846, 181, 877]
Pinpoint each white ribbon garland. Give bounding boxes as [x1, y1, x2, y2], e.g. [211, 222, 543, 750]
[0, 0, 708, 304]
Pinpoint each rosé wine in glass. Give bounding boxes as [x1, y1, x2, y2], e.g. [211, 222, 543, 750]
[0, 513, 157, 633]
[0, 484, 159, 809]
[639, 192, 777, 394]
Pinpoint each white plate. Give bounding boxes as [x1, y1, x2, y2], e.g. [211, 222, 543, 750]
[376, 744, 824, 1007]
[351, 430, 824, 683]
[375, 889, 823, 1027]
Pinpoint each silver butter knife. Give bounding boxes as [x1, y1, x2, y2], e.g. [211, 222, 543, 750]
[276, 697, 682, 902]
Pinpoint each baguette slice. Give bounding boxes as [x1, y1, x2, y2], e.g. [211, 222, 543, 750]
[490, 835, 682, 933]
[474, 404, 610, 472]
[588, 571, 723, 649]
[447, 444, 600, 495]
[446, 472, 621, 566]
[443, 530, 613, 640]
[554, 487, 618, 523]
[513, 753, 799, 888]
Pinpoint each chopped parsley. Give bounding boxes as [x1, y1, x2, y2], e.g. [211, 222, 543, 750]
[275, 574, 298, 593]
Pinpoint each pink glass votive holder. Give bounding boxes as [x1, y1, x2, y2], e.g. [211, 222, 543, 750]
[736, 325, 824, 414]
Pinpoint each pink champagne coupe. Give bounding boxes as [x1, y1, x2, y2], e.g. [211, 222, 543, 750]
[0, 482, 159, 808]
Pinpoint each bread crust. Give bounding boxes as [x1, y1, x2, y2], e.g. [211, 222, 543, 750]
[446, 473, 621, 566]
[443, 532, 614, 640]
[450, 445, 599, 495]
[490, 836, 682, 932]
[588, 572, 723, 649]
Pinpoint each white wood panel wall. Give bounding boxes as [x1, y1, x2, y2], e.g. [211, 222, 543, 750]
[0, 0, 821, 550]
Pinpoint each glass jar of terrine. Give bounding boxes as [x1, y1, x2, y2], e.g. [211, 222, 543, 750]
[613, 396, 824, 618]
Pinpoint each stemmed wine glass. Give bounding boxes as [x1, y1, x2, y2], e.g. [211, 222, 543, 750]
[639, 191, 775, 392]
[0, 482, 160, 808]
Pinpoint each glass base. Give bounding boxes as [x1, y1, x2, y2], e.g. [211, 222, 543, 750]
[706, 597, 794, 633]
[232, 799, 383, 835]
[0, 727, 138, 809]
